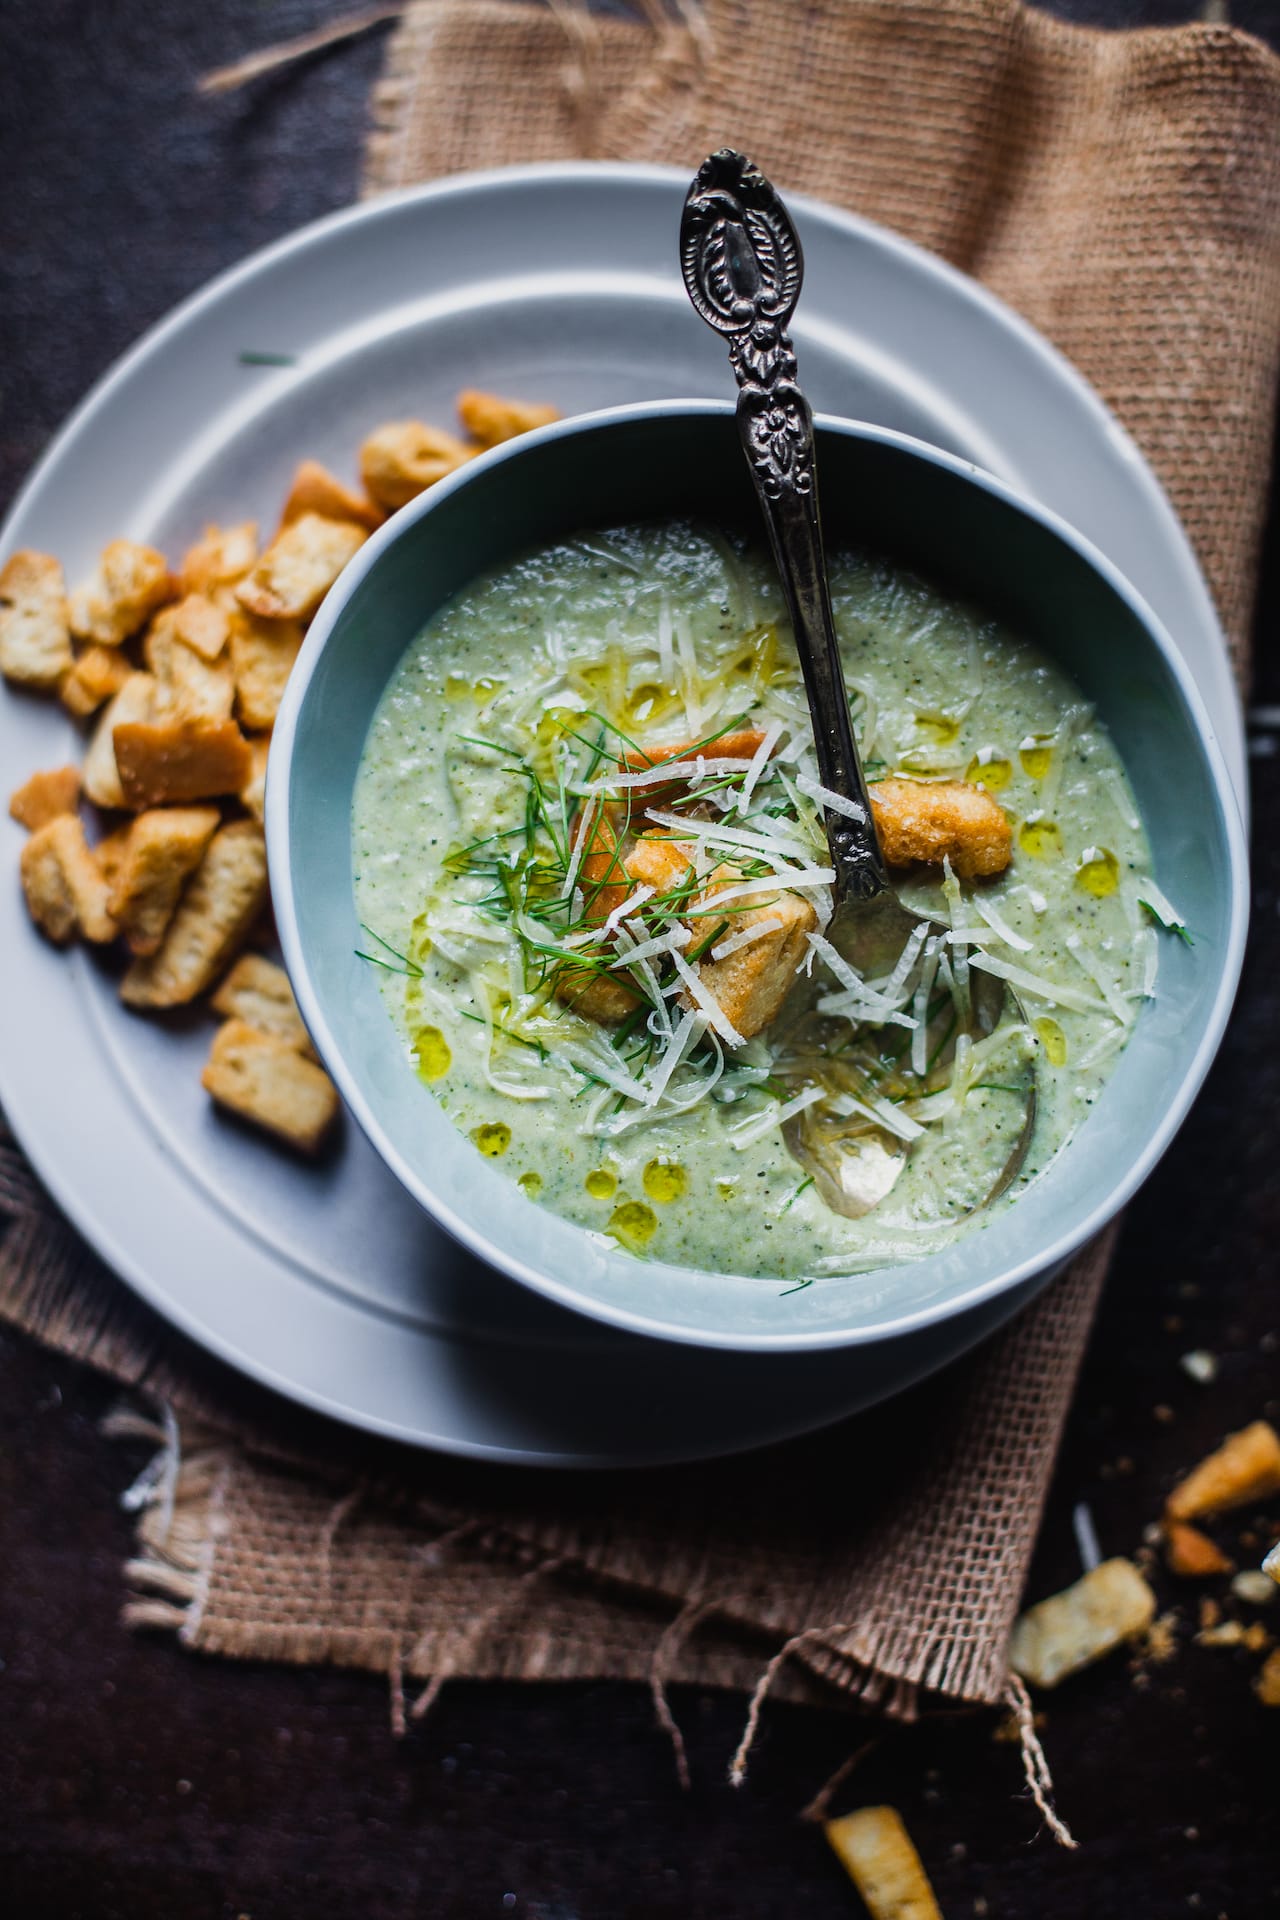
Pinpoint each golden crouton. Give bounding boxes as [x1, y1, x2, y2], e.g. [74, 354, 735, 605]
[1166, 1421, 1280, 1522]
[623, 832, 694, 896]
[145, 612, 236, 721]
[1009, 1558, 1156, 1688]
[68, 539, 172, 646]
[228, 611, 302, 731]
[170, 592, 231, 660]
[553, 960, 643, 1025]
[278, 459, 382, 533]
[106, 806, 221, 956]
[202, 1018, 338, 1154]
[60, 642, 133, 717]
[620, 727, 772, 777]
[457, 389, 561, 448]
[680, 884, 816, 1041]
[618, 729, 776, 804]
[9, 765, 80, 832]
[234, 512, 366, 622]
[1256, 1649, 1280, 1707]
[572, 801, 632, 925]
[824, 1807, 942, 1920]
[120, 821, 268, 1008]
[240, 732, 271, 824]
[1165, 1521, 1234, 1578]
[178, 522, 258, 604]
[113, 714, 252, 809]
[870, 776, 1011, 879]
[0, 550, 72, 690]
[359, 421, 471, 513]
[20, 815, 117, 944]
[81, 672, 158, 808]
[212, 953, 312, 1053]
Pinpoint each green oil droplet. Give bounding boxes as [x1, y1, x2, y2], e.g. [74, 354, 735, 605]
[1034, 1017, 1069, 1066]
[915, 711, 960, 746]
[445, 672, 501, 701]
[471, 1121, 512, 1158]
[531, 706, 579, 777]
[1018, 815, 1063, 859]
[412, 1026, 451, 1082]
[410, 908, 433, 959]
[965, 751, 1013, 792]
[607, 1200, 658, 1249]
[1019, 735, 1054, 780]
[585, 1168, 618, 1200]
[716, 1179, 737, 1203]
[735, 624, 778, 680]
[1075, 845, 1120, 898]
[625, 682, 679, 727]
[643, 1159, 688, 1203]
[517, 1170, 542, 1198]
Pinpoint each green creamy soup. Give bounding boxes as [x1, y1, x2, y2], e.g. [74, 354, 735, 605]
[352, 523, 1175, 1281]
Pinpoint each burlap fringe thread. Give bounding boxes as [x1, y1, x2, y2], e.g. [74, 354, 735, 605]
[196, 0, 707, 123]
[197, 4, 407, 97]
[364, 0, 707, 187]
[106, 1403, 1076, 1842]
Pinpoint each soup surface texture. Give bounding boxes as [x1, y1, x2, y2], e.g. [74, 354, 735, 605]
[353, 524, 1168, 1281]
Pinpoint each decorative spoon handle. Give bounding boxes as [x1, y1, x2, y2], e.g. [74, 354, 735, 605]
[680, 149, 888, 902]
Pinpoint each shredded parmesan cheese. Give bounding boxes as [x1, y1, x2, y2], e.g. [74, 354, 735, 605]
[728, 1083, 824, 1149]
[599, 885, 655, 940]
[971, 893, 1033, 952]
[969, 952, 1112, 1016]
[710, 915, 785, 961]
[794, 772, 867, 821]
[1065, 935, 1133, 1025]
[738, 719, 784, 810]
[1136, 879, 1187, 936]
[669, 948, 747, 1048]
[643, 807, 813, 866]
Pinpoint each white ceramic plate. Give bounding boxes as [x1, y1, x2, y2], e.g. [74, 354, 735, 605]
[0, 163, 1244, 1465]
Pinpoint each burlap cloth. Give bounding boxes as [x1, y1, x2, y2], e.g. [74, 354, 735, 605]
[4, 0, 1279, 1783]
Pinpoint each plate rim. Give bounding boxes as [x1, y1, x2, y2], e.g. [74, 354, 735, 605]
[0, 160, 1246, 1455]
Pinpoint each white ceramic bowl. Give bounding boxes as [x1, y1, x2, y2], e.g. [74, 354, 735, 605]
[268, 401, 1248, 1351]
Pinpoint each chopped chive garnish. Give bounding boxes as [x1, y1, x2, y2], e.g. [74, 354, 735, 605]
[357, 925, 422, 975]
[777, 1175, 814, 1216]
[686, 917, 731, 964]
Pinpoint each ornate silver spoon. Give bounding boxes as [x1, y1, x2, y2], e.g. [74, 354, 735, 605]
[679, 149, 1034, 1218]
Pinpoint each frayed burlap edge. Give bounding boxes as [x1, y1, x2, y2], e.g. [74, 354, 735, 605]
[98, 1388, 1083, 1832]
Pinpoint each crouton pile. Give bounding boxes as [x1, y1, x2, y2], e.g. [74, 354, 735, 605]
[3, 389, 558, 1154]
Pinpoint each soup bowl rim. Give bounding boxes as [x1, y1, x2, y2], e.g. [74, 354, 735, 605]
[267, 399, 1249, 1352]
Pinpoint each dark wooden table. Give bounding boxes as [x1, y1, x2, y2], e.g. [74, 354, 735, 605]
[2, 3, 1278, 1914]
